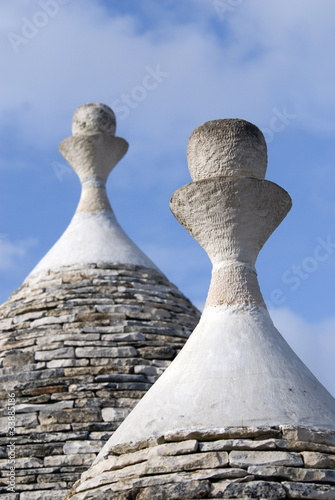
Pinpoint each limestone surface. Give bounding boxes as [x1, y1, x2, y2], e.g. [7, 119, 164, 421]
[0, 103, 201, 498]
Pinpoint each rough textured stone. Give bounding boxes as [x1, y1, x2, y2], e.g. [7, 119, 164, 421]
[302, 451, 335, 469]
[136, 480, 211, 499]
[199, 438, 277, 452]
[282, 481, 335, 499]
[0, 263, 199, 499]
[44, 454, 96, 467]
[144, 450, 229, 475]
[212, 480, 286, 499]
[249, 465, 335, 483]
[20, 492, 65, 500]
[281, 427, 335, 447]
[229, 450, 303, 468]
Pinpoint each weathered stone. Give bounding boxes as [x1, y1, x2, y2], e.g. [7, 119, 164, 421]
[151, 440, 199, 456]
[15, 443, 63, 458]
[15, 400, 74, 413]
[33, 341, 64, 351]
[81, 447, 152, 483]
[229, 450, 303, 468]
[35, 347, 75, 361]
[10, 457, 43, 469]
[39, 408, 101, 425]
[102, 408, 130, 422]
[137, 346, 176, 360]
[12, 311, 45, 323]
[96, 374, 146, 383]
[211, 480, 286, 499]
[17, 423, 72, 434]
[302, 451, 335, 469]
[144, 450, 229, 475]
[75, 347, 138, 358]
[282, 481, 335, 499]
[20, 491, 65, 499]
[163, 427, 282, 443]
[272, 438, 335, 454]
[63, 441, 104, 455]
[47, 359, 89, 368]
[3, 351, 35, 367]
[199, 438, 277, 452]
[17, 481, 67, 491]
[0, 362, 46, 376]
[0, 337, 35, 349]
[136, 479, 211, 499]
[0, 318, 13, 330]
[281, 426, 335, 447]
[74, 398, 102, 408]
[30, 314, 75, 327]
[0, 412, 39, 433]
[134, 365, 163, 376]
[249, 465, 335, 483]
[45, 453, 96, 467]
[26, 431, 89, 443]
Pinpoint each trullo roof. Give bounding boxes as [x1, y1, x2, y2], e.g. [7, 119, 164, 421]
[0, 103, 200, 499]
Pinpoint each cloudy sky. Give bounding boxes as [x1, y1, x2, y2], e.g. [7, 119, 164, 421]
[0, 0, 334, 396]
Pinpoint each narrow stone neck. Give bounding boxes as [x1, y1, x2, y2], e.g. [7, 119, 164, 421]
[76, 178, 112, 214]
[58, 134, 128, 216]
[204, 262, 264, 309]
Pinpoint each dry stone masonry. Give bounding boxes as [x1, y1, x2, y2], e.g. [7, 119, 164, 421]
[66, 426, 335, 499]
[67, 119, 335, 499]
[0, 103, 200, 499]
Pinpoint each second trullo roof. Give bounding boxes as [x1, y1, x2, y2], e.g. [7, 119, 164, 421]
[0, 103, 200, 499]
[66, 118, 335, 500]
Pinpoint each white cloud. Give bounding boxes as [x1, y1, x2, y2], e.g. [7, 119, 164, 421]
[0, 1, 334, 346]
[1, 0, 335, 154]
[269, 307, 335, 397]
[0, 235, 38, 271]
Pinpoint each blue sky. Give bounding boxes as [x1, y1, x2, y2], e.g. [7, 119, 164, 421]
[0, 0, 334, 395]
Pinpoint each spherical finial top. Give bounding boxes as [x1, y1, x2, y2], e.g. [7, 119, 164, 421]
[72, 102, 116, 136]
[187, 119, 267, 181]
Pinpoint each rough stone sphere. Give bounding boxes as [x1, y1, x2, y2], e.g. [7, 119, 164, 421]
[72, 102, 116, 136]
[187, 119, 267, 181]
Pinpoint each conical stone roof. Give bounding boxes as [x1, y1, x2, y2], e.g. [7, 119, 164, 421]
[0, 103, 200, 499]
[67, 119, 335, 500]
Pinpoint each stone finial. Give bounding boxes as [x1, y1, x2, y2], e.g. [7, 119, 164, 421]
[171, 119, 291, 308]
[27, 103, 158, 276]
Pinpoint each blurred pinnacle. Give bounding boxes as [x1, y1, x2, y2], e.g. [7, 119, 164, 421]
[27, 102, 159, 278]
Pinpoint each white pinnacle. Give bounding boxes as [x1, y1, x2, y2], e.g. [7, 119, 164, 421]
[27, 103, 159, 278]
[96, 119, 335, 459]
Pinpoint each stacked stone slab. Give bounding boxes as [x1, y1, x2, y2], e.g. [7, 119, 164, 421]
[66, 426, 335, 499]
[0, 103, 200, 499]
[67, 119, 335, 499]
